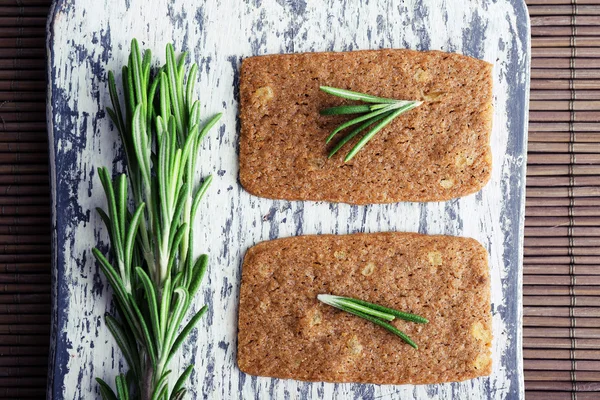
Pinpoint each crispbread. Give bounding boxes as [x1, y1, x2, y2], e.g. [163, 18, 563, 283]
[237, 232, 492, 385]
[239, 49, 493, 204]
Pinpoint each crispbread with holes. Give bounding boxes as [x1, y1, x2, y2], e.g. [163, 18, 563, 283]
[237, 232, 492, 385]
[239, 49, 493, 204]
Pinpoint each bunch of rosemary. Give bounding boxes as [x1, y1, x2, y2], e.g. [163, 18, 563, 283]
[93, 39, 221, 400]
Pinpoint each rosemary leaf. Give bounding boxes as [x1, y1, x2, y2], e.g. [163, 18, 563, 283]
[344, 103, 421, 162]
[328, 112, 391, 158]
[339, 305, 418, 349]
[332, 295, 429, 324]
[96, 378, 118, 400]
[325, 104, 396, 143]
[320, 86, 398, 104]
[317, 294, 395, 322]
[320, 104, 373, 115]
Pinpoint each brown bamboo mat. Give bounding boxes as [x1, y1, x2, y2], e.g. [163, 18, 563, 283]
[526, 1, 600, 398]
[0, 0, 51, 398]
[0, 0, 597, 398]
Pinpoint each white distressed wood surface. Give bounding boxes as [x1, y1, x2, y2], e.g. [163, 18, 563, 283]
[46, 0, 530, 398]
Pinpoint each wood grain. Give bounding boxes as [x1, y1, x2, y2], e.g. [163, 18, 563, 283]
[46, 0, 530, 399]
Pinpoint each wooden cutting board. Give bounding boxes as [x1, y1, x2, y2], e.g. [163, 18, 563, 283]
[46, 0, 530, 398]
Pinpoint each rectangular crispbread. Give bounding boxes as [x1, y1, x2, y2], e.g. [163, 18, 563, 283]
[239, 49, 493, 204]
[237, 232, 492, 385]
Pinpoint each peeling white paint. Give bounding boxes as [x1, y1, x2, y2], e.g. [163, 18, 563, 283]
[47, 0, 529, 398]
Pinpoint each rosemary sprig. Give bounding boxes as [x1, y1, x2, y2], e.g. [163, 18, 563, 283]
[93, 39, 221, 400]
[317, 294, 428, 349]
[319, 86, 422, 162]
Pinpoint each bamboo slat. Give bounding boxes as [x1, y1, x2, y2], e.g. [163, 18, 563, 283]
[524, 327, 600, 339]
[530, 90, 600, 100]
[0, 70, 45, 81]
[0, 254, 50, 263]
[0, 176, 50, 185]
[529, 123, 600, 133]
[0, 245, 51, 254]
[532, 26, 600, 37]
[0, 132, 47, 142]
[532, 38, 600, 48]
[525, 236, 600, 246]
[525, 187, 600, 197]
[526, 381, 600, 392]
[0, 205, 52, 216]
[0, 335, 50, 346]
[0, 273, 49, 283]
[525, 256, 600, 265]
[525, 266, 600, 276]
[524, 337, 600, 350]
[0, 235, 49, 244]
[526, 207, 600, 217]
[0, 143, 47, 152]
[515, 394, 598, 400]
[529, 5, 600, 16]
[0, 388, 46, 399]
[524, 317, 600, 328]
[528, 165, 600, 176]
[0, 354, 49, 366]
[529, 132, 600, 143]
[532, 58, 600, 68]
[525, 359, 600, 370]
[527, 176, 600, 186]
[0, 304, 48, 314]
[0, 1, 52, 6]
[525, 307, 600, 317]
[0, 315, 49, 324]
[530, 111, 600, 122]
[524, 286, 600, 296]
[525, 371, 600, 382]
[523, 295, 600, 306]
[0, 7, 50, 17]
[532, 79, 600, 90]
[0, 294, 50, 304]
[528, 152, 600, 163]
[0, 111, 45, 122]
[0, 263, 49, 273]
[524, 247, 600, 256]
[530, 101, 600, 111]
[525, 216, 600, 226]
[526, 198, 600, 207]
[0, 366, 46, 377]
[525, 349, 600, 360]
[0, 27, 45, 38]
[0, 153, 48, 163]
[531, 16, 600, 26]
[0, 325, 48, 334]
[0, 18, 47, 28]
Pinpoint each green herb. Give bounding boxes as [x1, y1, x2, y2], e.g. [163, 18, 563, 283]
[317, 294, 428, 349]
[319, 86, 422, 162]
[93, 39, 221, 400]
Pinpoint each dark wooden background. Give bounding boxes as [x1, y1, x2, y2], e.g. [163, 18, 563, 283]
[0, 0, 598, 398]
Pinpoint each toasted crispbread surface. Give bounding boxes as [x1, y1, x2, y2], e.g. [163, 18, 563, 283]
[237, 232, 492, 385]
[239, 49, 493, 204]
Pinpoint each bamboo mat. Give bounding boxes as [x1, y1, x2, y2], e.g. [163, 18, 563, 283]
[0, 0, 597, 398]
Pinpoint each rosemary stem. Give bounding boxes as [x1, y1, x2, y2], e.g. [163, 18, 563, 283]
[317, 294, 395, 322]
